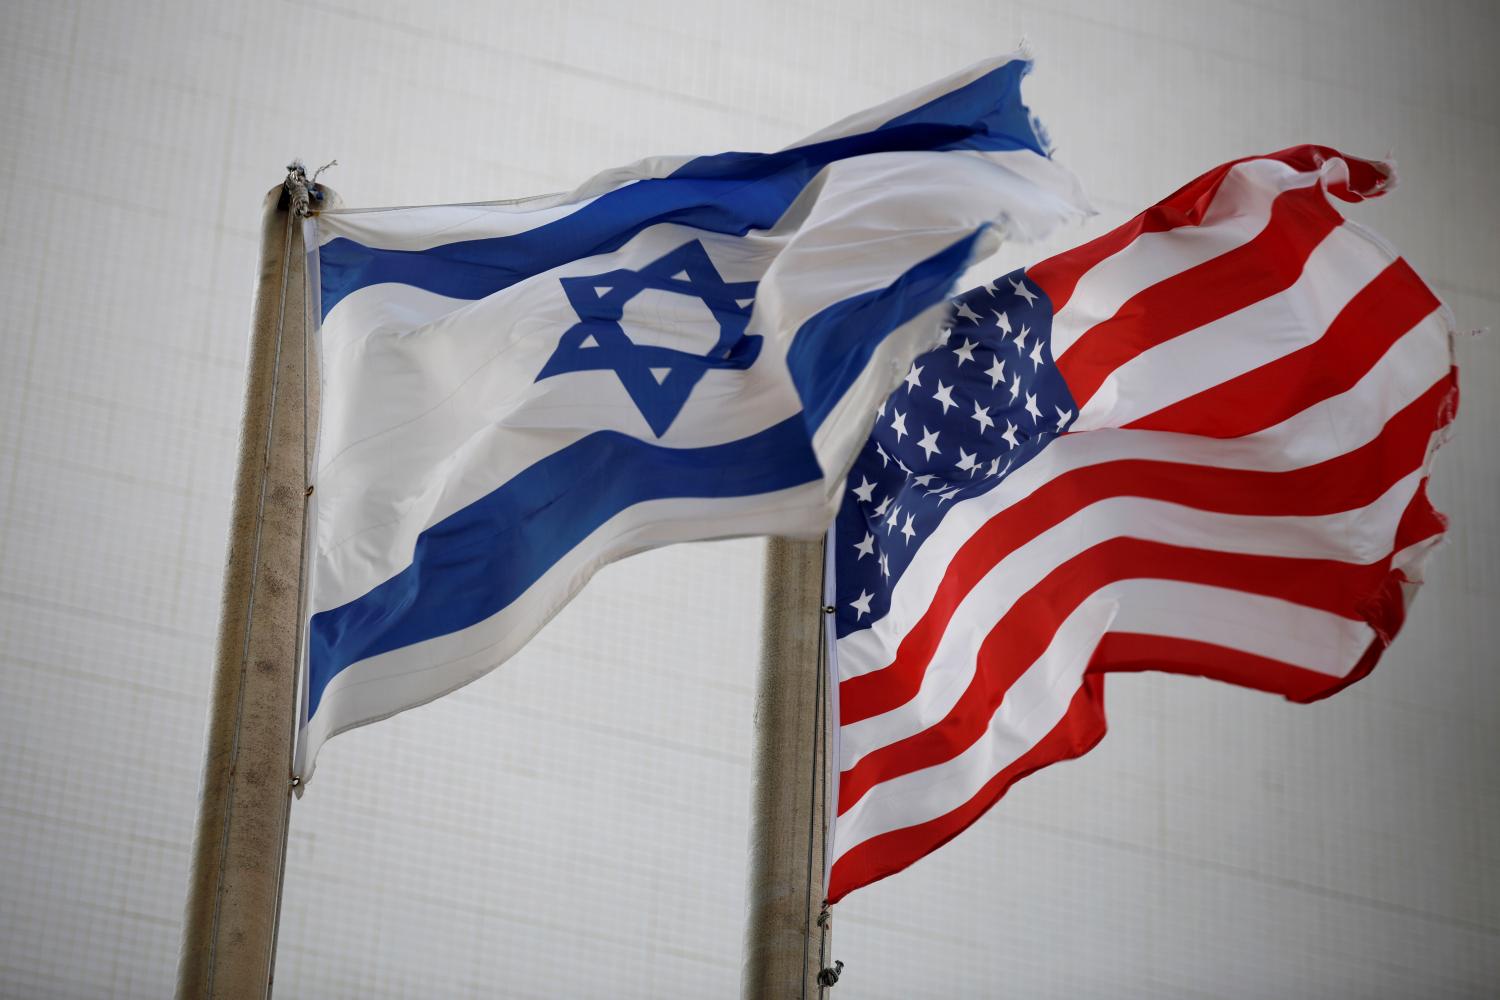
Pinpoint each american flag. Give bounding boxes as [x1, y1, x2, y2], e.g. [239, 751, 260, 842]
[826, 146, 1458, 902]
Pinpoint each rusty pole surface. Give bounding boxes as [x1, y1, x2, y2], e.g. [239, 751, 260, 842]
[176, 175, 328, 1000]
[743, 535, 834, 999]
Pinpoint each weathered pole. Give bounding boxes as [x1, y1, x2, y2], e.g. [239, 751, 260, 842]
[176, 166, 330, 1000]
[743, 535, 837, 998]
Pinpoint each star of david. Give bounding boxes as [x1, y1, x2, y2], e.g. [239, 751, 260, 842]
[535, 240, 761, 437]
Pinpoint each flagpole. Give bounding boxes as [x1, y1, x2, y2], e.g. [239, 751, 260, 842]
[743, 535, 836, 998]
[176, 166, 330, 1000]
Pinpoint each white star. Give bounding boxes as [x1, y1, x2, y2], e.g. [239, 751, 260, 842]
[936, 487, 960, 505]
[885, 504, 901, 534]
[956, 447, 979, 476]
[849, 590, 873, 620]
[851, 476, 877, 503]
[879, 551, 890, 579]
[986, 457, 1002, 477]
[890, 409, 908, 441]
[932, 381, 957, 414]
[853, 533, 875, 559]
[971, 401, 994, 434]
[1013, 324, 1030, 354]
[872, 495, 891, 519]
[912, 473, 935, 487]
[937, 325, 953, 345]
[1010, 276, 1038, 306]
[952, 338, 978, 367]
[1008, 372, 1022, 403]
[1024, 391, 1043, 424]
[985, 354, 1007, 389]
[1028, 337, 1045, 371]
[875, 442, 890, 467]
[955, 301, 982, 323]
[895, 456, 911, 475]
[877, 397, 886, 419]
[1001, 420, 1020, 449]
[1055, 406, 1073, 430]
[904, 362, 923, 391]
[993, 310, 1012, 336]
[900, 512, 917, 544]
[917, 427, 941, 460]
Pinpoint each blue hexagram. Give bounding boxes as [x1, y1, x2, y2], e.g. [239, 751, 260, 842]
[535, 239, 762, 437]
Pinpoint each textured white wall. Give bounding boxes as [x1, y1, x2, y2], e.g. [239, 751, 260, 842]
[1, 1, 1496, 997]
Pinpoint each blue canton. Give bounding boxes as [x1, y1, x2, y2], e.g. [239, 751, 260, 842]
[833, 268, 1078, 638]
[536, 239, 762, 437]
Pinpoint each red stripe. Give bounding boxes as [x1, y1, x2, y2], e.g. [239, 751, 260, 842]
[1393, 476, 1448, 555]
[1125, 259, 1442, 436]
[1091, 633, 1343, 702]
[828, 675, 1109, 904]
[1056, 185, 1346, 409]
[1306, 570, 1408, 703]
[837, 537, 1396, 812]
[838, 375, 1452, 726]
[1028, 146, 1392, 314]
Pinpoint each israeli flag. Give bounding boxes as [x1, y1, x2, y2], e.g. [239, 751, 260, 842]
[297, 53, 1089, 778]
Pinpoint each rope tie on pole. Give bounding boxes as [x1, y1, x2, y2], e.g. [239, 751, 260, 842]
[287, 155, 333, 793]
[284, 159, 336, 218]
[801, 571, 824, 994]
[810, 539, 841, 993]
[285, 162, 313, 219]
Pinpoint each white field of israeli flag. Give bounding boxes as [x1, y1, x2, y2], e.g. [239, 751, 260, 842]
[296, 53, 1091, 779]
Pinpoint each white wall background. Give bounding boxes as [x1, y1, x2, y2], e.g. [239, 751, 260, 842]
[1, 1, 1497, 997]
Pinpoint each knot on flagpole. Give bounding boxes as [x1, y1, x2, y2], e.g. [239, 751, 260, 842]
[285, 159, 338, 217]
[815, 903, 840, 988]
[285, 161, 312, 217]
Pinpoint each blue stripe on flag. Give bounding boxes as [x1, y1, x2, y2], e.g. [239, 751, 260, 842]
[787, 229, 988, 433]
[317, 60, 1041, 319]
[306, 416, 823, 718]
[878, 57, 1041, 152]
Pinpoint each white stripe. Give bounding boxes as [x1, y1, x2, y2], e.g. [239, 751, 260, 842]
[316, 192, 609, 252]
[1092, 578, 1365, 676]
[1049, 158, 1330, 359]
[837, 470, 1421, 768]
[833, 595, 1118, 859]
[836, 322, 1448, 677]
[297, 479, 828, 780]
[317, 281, 468, 364]
[1071, 224, 1405, 431]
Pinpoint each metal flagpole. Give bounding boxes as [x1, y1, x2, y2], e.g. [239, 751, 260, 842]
[743, 535, 839, 998]
[176, 165, 331, 1000]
